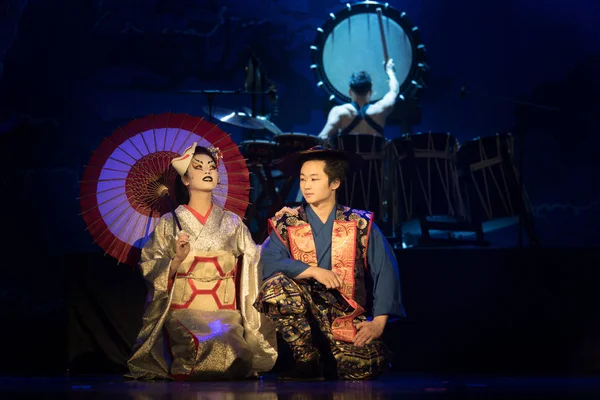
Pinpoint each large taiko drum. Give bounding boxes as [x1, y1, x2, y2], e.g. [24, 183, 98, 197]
[388, 132, 464, 226]
[334, 133, 388, 215]
[311, 1, 427, 105]
[456, 134, 531, 222]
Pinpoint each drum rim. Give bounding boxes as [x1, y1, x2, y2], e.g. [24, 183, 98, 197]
[457, 134, 514, 153]
[241, 139, 278, 145]
[337, 133, 388, 137]
[336, 133, 388, 146]
[394, 132, 457, 142]
[462, 133, 514, 142]
[311, 0, 427, 105]
[335, 134, 387, 154]
[276, 132, 313, 137]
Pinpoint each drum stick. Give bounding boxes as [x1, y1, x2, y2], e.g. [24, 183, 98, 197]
[376, 8, 389, 66]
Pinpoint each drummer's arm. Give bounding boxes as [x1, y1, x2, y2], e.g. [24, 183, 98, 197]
[318, 107, 341, 141]
[374, 61, 400, 115]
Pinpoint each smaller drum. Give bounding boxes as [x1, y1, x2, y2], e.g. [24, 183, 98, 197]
[333, 133, 388, 216]
[456, 134, 513, 170]
[240, 139, 278, 165]
[274, 133, 322, 159]
[388, 132, 464, 225]
[456, 134, 527, 221]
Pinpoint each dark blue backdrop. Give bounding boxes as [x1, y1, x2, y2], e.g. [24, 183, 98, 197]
[1, 0, 598, 257]
[0, 0, 599, 374]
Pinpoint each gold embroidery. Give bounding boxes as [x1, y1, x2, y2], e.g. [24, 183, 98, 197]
[357, 218, 367, 229]
[331, 221, 357, 294]
[275, 205, 373, 343]
[286, 216, 299, 225]
[288, 224, 318, 266]
[330, 220, 366, 342]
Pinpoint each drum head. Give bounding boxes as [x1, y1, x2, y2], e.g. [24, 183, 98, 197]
[312, 2, 427, 104]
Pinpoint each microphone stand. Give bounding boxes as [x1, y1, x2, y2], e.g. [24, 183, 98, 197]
[460, 86, 559, 248]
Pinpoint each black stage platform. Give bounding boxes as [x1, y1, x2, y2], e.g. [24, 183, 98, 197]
[1, 248, 599, 398]
[2, 373, 600, 399]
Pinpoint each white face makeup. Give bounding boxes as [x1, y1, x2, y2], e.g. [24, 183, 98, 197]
[184, 153, 219, 192]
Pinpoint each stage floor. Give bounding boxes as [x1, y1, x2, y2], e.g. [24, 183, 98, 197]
[1, 373, 598, 399]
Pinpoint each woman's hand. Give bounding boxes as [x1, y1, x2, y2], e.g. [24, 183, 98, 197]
[174, 231, 190, 261]
[170, 231, 190, 277]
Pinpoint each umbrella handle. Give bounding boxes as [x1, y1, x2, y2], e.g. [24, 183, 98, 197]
[165, 195, 183, 231]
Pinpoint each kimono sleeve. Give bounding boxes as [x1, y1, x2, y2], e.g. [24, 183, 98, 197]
[233, 216, 278, 373]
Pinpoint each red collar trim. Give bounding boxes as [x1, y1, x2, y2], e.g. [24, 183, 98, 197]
[183, 204, 213, 225]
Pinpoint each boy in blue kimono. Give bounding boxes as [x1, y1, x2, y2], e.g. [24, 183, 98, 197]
[253, 146, 405, 380]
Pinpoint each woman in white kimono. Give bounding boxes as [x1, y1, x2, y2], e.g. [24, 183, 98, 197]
[126, 143, 277, 380]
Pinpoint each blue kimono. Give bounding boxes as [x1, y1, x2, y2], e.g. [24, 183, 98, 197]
[254, 204, 405, 380]
[261, 204, 405, 318]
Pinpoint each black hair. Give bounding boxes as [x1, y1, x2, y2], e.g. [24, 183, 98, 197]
[301, 154, 349, 187]
[349, 71, 372, 96]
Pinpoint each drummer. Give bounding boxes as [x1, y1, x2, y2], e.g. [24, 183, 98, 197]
[317, 59, 399, 142]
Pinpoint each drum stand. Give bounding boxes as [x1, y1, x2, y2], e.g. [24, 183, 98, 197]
[245, 161, 281, 240]
[508, 129, 539, 248]
[405, 145, 488, 247]
[459, 86, 556, 247]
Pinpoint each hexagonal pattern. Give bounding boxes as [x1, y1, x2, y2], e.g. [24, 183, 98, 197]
[170, 256, 236, 310]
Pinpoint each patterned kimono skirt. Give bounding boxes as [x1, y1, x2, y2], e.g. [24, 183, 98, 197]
[254, 273, 391, 380]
